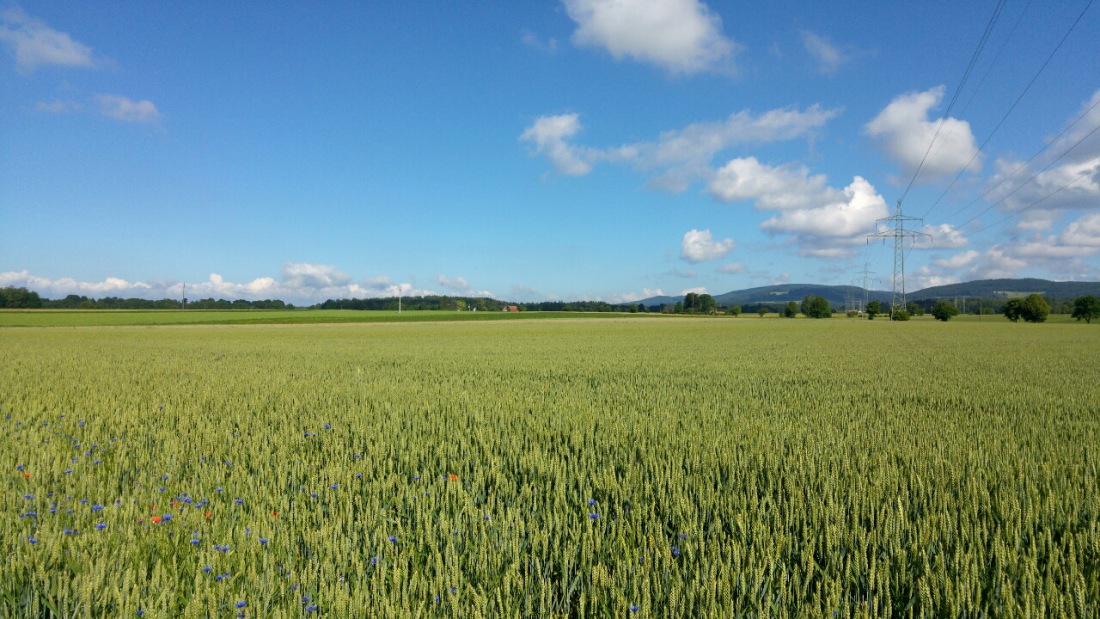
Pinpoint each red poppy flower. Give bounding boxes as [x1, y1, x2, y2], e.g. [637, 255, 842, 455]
[23, 472, 30, 479]
[272, 511, 278, 518]
[448, 474, 459, 482]
[204, 511, 212, 519]
[151, 516, 163, 524]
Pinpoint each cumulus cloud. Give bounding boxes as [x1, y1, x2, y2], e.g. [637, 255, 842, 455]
[0, 262, 438, 304]
[709, 157, 889, 257]
[437, 274, 470, 291]
[865, 86, 981, 180]
[680, 286, 708, 296]
[564, 0, 737, 75]
[97, 94, 161, 124]
[0, 8, 96, 72]
[522, 104, 839, 188]
[681, 229, 735, 263]
[801, 31, 848, 74]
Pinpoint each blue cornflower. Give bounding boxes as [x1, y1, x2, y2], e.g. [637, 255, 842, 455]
[323, 423, 331, 429]
[81, 498, 89, 504]
[483, 514, 490, 521]
[330, 484, 337, 490]
[235, 601, 247, 608]
[370, 556, 379, 565]
[64, 528, 77, 535]
[23, 494, 33, 500]
[236, 613, 245, 618]
[215, 487, 224, 493]
[588, 512, 599, 520]
[215, 574, 226, 581]
[588, 498, 597, 506]
[449, 586, 457, 594]
[16, 465, 23, 471]
[672, 545, 681, 557]
[235, 498, 244, 505]
[20, 512, 37, 519]
[355, 473, 363, 479]
[305, 605, 317, 613]
[354, 453, 362, 459]
[203, 566, 213, 573]
[259, 538, 268, 545]
[679, 533, 687, 540]
[26, 537, 38, 544]
[412, 475, 420, 481]
[190, 539, 201, 546]
[64, 469, 73, 474]
[310, 493, 318, 498]
[92, 504, 103, 512]
[630, 604, 639, 612]
[388, 535, 398, 543]
[245, 528, 251, 535]
[162, 514, 173, 522]
[158, 488, 165, 493]
[136, 610, 145, 617]
[96, 522, 107, 530]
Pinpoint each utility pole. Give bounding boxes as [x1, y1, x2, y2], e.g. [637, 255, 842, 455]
[868, 200, 930, 315]
[181, 283, 186, 310]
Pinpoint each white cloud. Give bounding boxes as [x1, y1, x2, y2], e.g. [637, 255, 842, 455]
[966, 246, 1028, 280]
[1061, 211, 1100, 248]
[522, 104, 839, 187]
[519, 113, 592, 176]
[709, 157, 889, 257]
[564, 0, 737, 75]
[282, 262, 351, 288]
[97, 94, 161, 124]
[437, 274, 470, 291]
[681, 228, 734, 263]
[0, 263, 438, 304]
[801, 31, 847, 74]
[909, 266, 961, 290]
[864, 86, 981, 180]
[922, 223, 968, 249]
[0, 8, 96, 72]
[933, 250, 980, 269]
[716, 262, 746, 274]
[771, 272, 790, 285]
[680, 286, 708, 296]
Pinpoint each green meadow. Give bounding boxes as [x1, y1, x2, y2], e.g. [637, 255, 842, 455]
[2, 317, 1098, 617]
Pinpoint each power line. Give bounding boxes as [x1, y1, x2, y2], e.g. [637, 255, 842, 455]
[922, 0, 1097, 221]
[868, 202, 932, 314]
[897, 0, 1008, 206]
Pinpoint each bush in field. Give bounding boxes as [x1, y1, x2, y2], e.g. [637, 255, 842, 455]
[800, 294, 831, 318]
[891, 308, 910, 321]
[782, 301, 799, 318]
[931, 300, 959, 321]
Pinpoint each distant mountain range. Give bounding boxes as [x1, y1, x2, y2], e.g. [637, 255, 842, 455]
[638, 279, 1100, 308]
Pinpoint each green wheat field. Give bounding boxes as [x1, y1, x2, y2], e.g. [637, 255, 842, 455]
[2, 316, 1098, 617]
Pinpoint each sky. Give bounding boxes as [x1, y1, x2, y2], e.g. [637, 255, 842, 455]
[2, 0, 1099, 305]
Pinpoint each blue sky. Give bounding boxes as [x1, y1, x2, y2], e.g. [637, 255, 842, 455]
[2, 1, 1099, 304]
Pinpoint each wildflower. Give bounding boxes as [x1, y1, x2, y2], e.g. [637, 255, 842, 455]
[203, 566, 213, 573]
[679, 533, 687, 540]
[92, 505, 104, 512]
[64, 528, 77, 535]
[330, 484, 337, 490]
[388, 535, 398, 543]
[245, 528, 251, 535]
[23, 494, 33, 500]
[355, 473, 363, 479]
[136, 610, 145, 617]
[370, 556, 379, 565]
[272, 511, 278, 518]
[235, 601, 247, 608]
[588, 498, 596, 506]
[64, 469, 73, 474]
[412, 475, 420, 481]
[448, 474, 459, 482]
[588, 513, 599, 520]
[26, 537, 38, 544]
[204, 511, 212, 519]
[450, 586, 457, 594]
[23, 472, 30, 479]
[483, 514, 490, 521]
[235, 498, 244, 505]
[96, 522, 107, 530]
[302, 595, 311, 604]
[19, 512, 37, 519]
[162, 513, 173, 522]
[259, 538, 268, 545]
[305, 606, 317, 613]
[151, 516, 162, 524]
[323, 423, 331, 429]
[354, 453, 362, 459]
[310, 493, 318, 499]
[190, 539, 201, 546]
[631, 605, 639, 612]
[672, 546, 681, 558]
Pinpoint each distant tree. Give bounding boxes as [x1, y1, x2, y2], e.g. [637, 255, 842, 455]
[800, 294, 832, 318]
[891, 308, 911, 321]
[1003, 298, 1024, 322]
[674, 301, 684, 314]
[931, 300, 959, 321]
[1071, 295, 1099, 323]
[757, 307, 768, 317]
[906, 301, 924, 316]
[1020, 293, 1050, 323]
[728, 305, 742, 317]
[866, 300, 882, 320]
[0, 286, 42, 308]
[783, 301, 799, 318]
[698, 294, 717, 314]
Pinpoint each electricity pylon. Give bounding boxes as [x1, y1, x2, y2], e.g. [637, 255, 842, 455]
[868, 200, 930, 314]
[856, 263, 874, 313]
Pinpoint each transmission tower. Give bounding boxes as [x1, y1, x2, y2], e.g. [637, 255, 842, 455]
[868, 201, 930, 313]
[856, 263, 874, 313]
